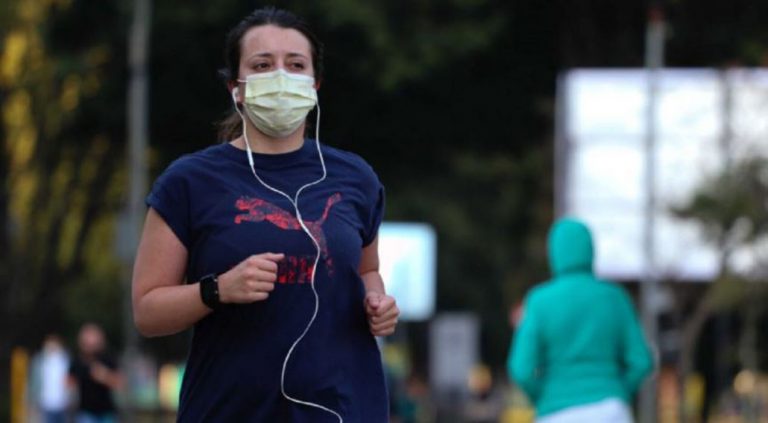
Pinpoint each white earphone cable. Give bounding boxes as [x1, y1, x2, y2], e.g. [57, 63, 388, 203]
[234, 91, 342, 422]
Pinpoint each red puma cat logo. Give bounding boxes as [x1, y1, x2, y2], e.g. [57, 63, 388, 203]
[234, 193, 341, 279]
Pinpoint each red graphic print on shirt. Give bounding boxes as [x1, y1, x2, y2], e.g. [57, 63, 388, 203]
[234, 193, 341, 283]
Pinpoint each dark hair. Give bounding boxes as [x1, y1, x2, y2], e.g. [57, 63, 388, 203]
[217, 7, 324, 141]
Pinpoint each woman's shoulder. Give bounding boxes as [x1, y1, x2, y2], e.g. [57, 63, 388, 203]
[321, 143, 379, 180]
[159, 143, 230, 178]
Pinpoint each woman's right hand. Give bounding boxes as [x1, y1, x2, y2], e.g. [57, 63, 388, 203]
[217, 253, 284, 303]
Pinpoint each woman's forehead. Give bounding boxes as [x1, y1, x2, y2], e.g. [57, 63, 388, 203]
[240, 24, 311, 59]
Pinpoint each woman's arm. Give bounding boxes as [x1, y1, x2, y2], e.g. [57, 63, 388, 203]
[359, 236, 399, 336]
[619, 291, 655, 396]
[508, 295, 543, 402]
[132, 208, 210, 337]
[132, 209, 284, 337]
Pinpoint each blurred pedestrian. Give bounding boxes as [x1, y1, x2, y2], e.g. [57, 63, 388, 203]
[68, 323, 123, 423]
[131, 6, 398, 422]
[507, 218, 654, 422]
[32, 334, 71, 423]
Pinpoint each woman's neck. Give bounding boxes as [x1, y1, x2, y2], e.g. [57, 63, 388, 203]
[231, 120, 306, 154]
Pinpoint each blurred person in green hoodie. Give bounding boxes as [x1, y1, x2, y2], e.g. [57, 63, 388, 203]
[507, 218, 654, 422]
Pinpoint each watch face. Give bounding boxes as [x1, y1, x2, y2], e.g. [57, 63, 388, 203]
[201, 274, 219, 309]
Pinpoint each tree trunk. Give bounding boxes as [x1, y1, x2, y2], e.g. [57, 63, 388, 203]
[738, 284, 759, 423]
[678, 299, 712, 423]
[677, 241, 730, 423]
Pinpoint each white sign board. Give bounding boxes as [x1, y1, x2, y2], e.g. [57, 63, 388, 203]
[378, 222, 437, 320]
[429, 313, 479, 398]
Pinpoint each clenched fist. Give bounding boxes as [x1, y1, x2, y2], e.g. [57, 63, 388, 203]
[218, 253, 284, 303]
[364, 292, 399, 337]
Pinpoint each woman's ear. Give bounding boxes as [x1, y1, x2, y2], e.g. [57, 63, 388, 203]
[314, 78, 322, 91]
[227, 81, 240, 103]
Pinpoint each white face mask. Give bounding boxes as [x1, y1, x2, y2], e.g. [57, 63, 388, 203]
[237, 69, 317, 138]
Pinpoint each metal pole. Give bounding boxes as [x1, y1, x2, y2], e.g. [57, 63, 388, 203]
[720, 70, 733, 169]
[125, 0, 151, 417]
[639, 5, 664, 423]
[553, 73, 568, 218]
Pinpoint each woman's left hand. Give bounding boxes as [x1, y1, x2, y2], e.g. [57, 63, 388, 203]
[364, 292, 399, 337]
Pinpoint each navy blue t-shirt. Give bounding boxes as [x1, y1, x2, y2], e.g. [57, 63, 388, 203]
[146, 139, 388, 422]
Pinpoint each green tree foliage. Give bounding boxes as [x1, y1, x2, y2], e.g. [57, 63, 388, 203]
[0, 0, 131, 414]
[674, 158, 768, 248]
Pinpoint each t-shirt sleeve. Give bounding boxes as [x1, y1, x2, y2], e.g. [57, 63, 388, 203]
[145, 160, 192, 249]
[362, 178, 385, 247]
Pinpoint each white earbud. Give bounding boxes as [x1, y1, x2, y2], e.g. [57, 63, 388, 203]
[231, 86, 239, 103]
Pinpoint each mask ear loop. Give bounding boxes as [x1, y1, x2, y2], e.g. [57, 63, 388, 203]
[232, 87, 341, 422]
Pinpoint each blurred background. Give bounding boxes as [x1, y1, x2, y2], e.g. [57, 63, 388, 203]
[3, 0, 768, 422]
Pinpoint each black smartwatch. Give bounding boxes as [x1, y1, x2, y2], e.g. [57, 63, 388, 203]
[199, 274, 220, 310]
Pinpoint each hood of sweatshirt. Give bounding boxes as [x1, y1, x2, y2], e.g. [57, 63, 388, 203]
[548, 218, 594, 277]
